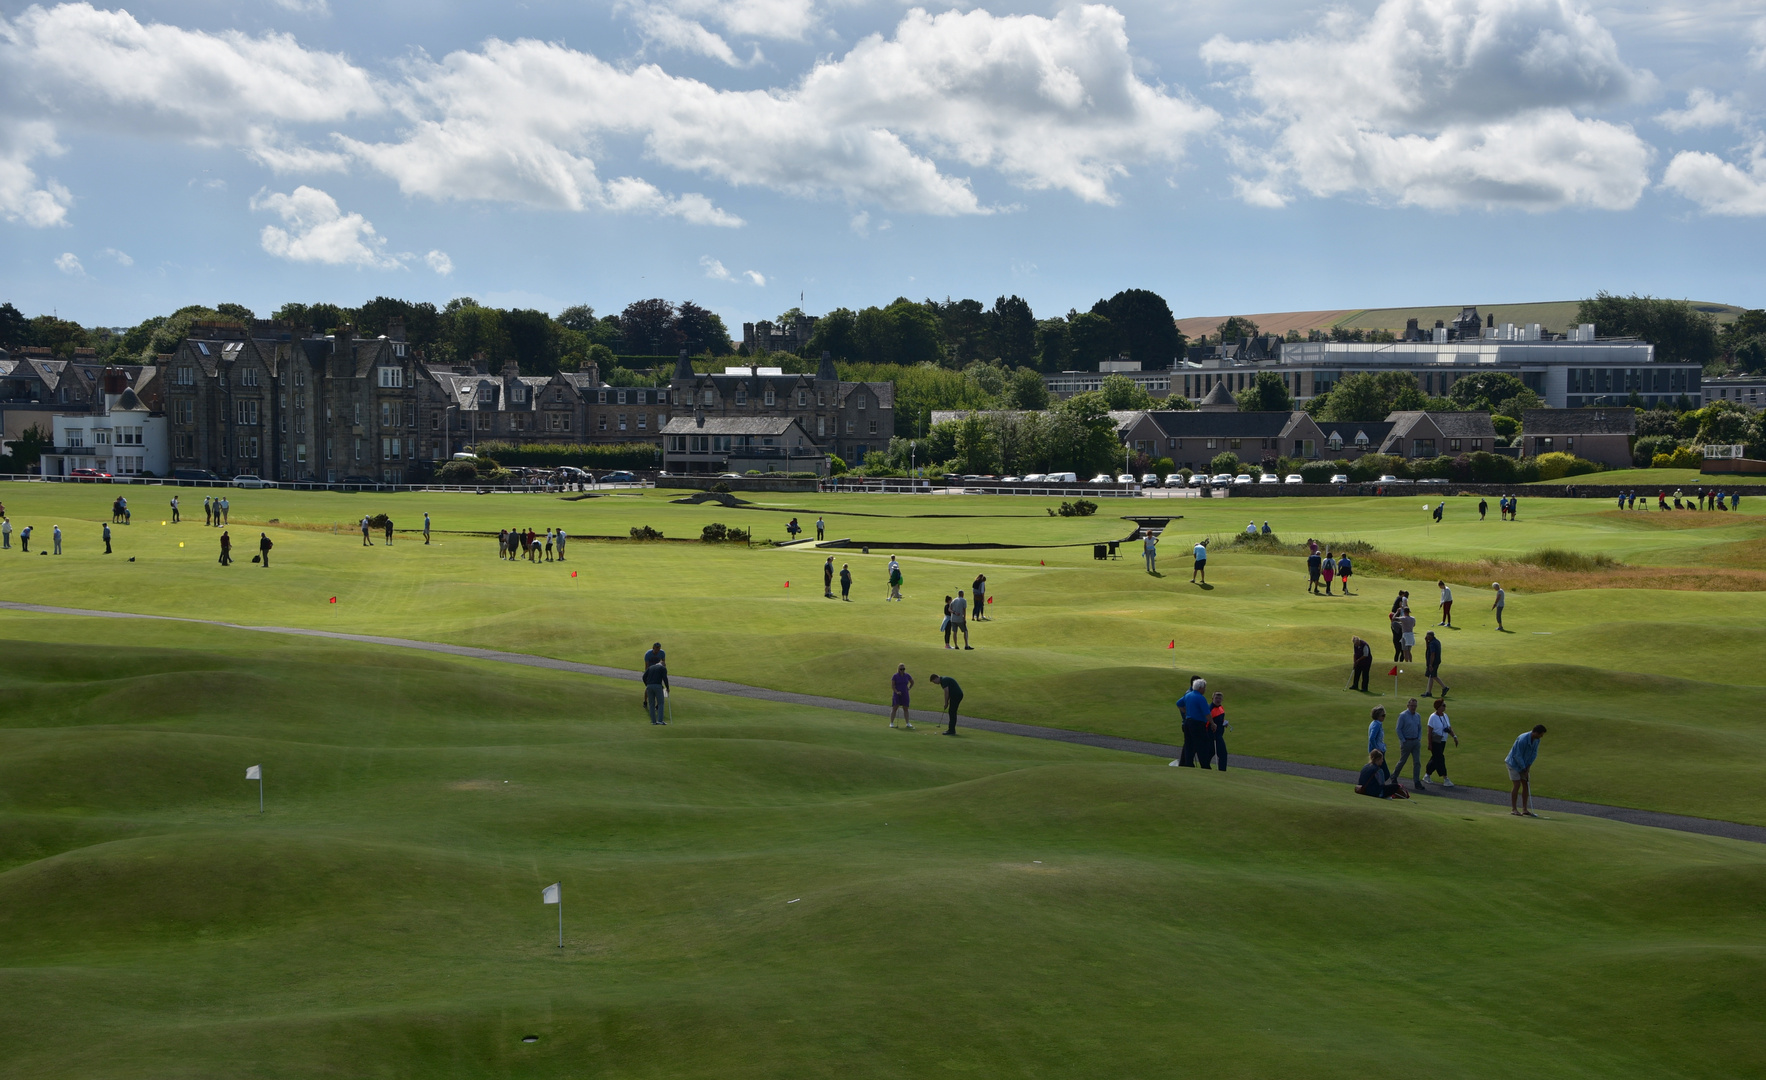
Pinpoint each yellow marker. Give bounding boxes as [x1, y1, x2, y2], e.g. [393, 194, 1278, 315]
[162, 521, 167, 525]
[179, 542, 184, 548]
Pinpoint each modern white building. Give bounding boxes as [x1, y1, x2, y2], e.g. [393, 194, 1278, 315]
[1703, 374, 1765, 409]
[1044, 359, 1173, 400]
[41, 384, 169, 478]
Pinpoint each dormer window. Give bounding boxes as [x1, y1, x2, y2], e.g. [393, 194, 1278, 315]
[617, 389, 628, 405]
[735, 387, 747, 406]
[378, 366, 403, 388]
[242, 368, 260, 387]
[703, 389, 715, 405]
[1354, 431, 1369, 447]
[856, 393, 866, 410]
[797, 390, 806, 407]
[764, 389, 775, 406]
[1326, 432, 1342, 450]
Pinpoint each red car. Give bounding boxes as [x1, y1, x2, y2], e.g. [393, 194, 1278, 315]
[68, 468, 113, 483]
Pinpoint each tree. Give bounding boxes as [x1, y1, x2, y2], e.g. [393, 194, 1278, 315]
[504, 307, 559, 373]
[806, 308, 859, 361]
[1097, 289, 1181, 365]
[620, 299, 679, 354]
[963, 360, 1007, 400]
[1210, 450, 1241, 474]
[1099, 374, 1153, 410]
[1577, 292, 1720, 367]
[9, 424, 50, 471]
[1234, 370, 1292, 412]
[1153, 393, 1196, 411]
[0, 302, 27, 347]
[443, 302, 512, 367]
[1005, 367, 1050, 410]
[1033, 318, 1072, 372]
[25, 315, 91, 358]
[953, 413, 1001, 474]
[1448, 371, 1529, 412]
[1319, 371, 1424, 421]
[851, 298, 943, 367]
[1047, 391, 1122, 474]
[676, 301, 732, 355]
[931, 297, 988, 364]
[1067, 311, 1120, 369]
[1215, 316, 1260, 342]
[557, 305, 598, 333]
[989, 295, 1036, 368]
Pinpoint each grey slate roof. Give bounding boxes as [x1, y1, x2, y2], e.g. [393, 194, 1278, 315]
[1317, 421, 1396, 448]
[1522, 408, 1636, 435]
[663, 416, 807, 437]
[1146, 409, 1301, 439]
[1199, 382, 1237, 406]
[1386, 410, 1497, 439]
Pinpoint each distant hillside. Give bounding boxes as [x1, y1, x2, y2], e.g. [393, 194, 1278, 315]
[1175, 300, 1749, 341]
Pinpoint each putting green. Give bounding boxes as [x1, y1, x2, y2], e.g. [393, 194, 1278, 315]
[2, 482, 1764, 827]
[1, 618, 1763, 1079]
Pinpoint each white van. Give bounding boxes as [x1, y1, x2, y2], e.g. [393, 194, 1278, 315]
[1046, 472, 1077, 483]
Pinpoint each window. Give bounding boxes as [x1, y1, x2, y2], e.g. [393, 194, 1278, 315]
[703, 389, 715, 405]
[1326, 432, 1342, 451]
[856, 393, 866, 410]
[1566, 437, 1575, 452]
[797, 390, 806, 407]
[93, 429, 111, 445]
[354, 437, 362, 461]
[1471, 439, 1482, 450]
[174, 433, 193, 458]
[561, 415, 571, 432]
[295, 414, 306, 435]
[431, 414, 440, 430]
[817, 392, 825, 406]
[1229, 438, 1241, 449]
[176, 366, 194, 386]
[598, 414, 608, 431]
[354, 402, 364, 424]
[617, 389, 628, 405]
[618, 413, 628, 430]
[735, 388, 747, 405]
[173, 400, 191, 424]
[868, 420, 878, 435]
[382, 437, 402, 460]
[394, 343, 406, 357]
[817, 417, 825, 437]
[236, 401, 260, 426]
[297, 444, 307, 463]
[764, 389, 775, 406]
[67, 429, 84, 447]
[513, 385, 526, 404]
[379, 366, 403, 388]
[248, 436, 260, 459]
[1206, 438, 1218, 450]
[294, 369, 306, 388]
[381, 402, 392, 426]
[476, 413, 491, 430]
[326, 438, 334, 460]
[846, 420, 854, 434]
[242, 368, 260, 387]
[1412, 439, 1436, 458]
[1449, 439, 1461, 452]
[637, 413, 647, 430]
[1538, 437, 1554, 452]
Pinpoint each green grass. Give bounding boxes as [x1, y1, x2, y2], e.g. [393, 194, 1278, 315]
[2, 484, 1765, 825]
[2, 619, 1764, 1079]
[1529, 467, 1766, 487]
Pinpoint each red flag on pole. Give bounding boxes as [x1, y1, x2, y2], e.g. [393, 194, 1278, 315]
[570, 571, 577, 578]
[784, 581, 790, 587]
[329, 597, 337, 604]
[1387, 666, 1399, 676]
[986, 596, 993, 604]
[1169, 640, 1175, 648]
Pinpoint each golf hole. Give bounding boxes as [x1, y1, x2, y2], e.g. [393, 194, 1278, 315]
[522, 1035, 539, 1043]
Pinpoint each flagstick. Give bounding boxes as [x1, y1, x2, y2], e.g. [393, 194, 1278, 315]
[259, 774, 264, 814]
[557, 895, 563, 949]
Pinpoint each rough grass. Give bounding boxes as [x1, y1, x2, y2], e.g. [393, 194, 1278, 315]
[2, 623, 1764, 1079]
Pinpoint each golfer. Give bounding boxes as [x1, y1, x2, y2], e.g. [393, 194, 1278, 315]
[1491, 582, 1506, 631]
[170, 495, 180, 523]
[556, 527, 567, 561]
[1350, 636, 1372, 692]
[889, 664, 914, 728]
[1437, 580, 1453, 627]
[1392, 698, 1424, 789]
[218, 529, 232, 566]
[1505, 725, 1547, 816]
[839, 563, 852, 600]
[1321, 548, 1336, 595]
[644, 642, 666, 668]
[1143, 530, 1158, 573]
[642, 660, 670, 725]
[888, 557, 903, 601]
[1176, 678, 1214, 768]
[1398, 607, 1417, 662]
[1209, 691, 1229, 771]
[1307, 547, 1322, 594]
[1191, 539, 1208, 584]
[1422, 631, 1448, 697]
[423, 512, 431, 544]
[949, 589, 972, 649]
[1337, 551, 1353, 595]
[816, 516, 825, 540]
[824, 556, 836, 598]
[53, 524, 62, 554]
[1478, 498, 1487, 520]
[929, 673, 963, 735]
[1425, 700, 1457, 787]
[258, 532, 272, 567]
[103, 522, 112, 554]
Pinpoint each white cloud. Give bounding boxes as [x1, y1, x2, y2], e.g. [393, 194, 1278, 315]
[269, 0, 331, 15]
[425, 249, 454, 275]
[1203, 0, 1656, 210]
[0, 119, 72, 226]
[1656, 89, 1747, 132]
[627, 5, 755, 66]
[1662, 142, 1766, 215]
[53, 251, 84, 275]
[700, 255, 766, 283]
[1752, 18, 1766, 68]
[250, 185, 402, 267]
[99, 246, 132, 265]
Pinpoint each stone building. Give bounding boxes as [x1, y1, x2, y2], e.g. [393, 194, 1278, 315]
[741, 314, 817, 355]
[666, 352, 892, 468]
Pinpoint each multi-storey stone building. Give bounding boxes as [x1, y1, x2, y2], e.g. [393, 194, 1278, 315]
[665, 352, 893, 469]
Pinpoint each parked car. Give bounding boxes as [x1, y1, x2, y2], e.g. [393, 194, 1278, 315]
[600, 471, 638, 483]
[1141, 473, 1160, 485]
[1377, 474, 1400, 483]
[1165, 474, 1188, 487]
[1258, 473, 1280, 484]
[1116, 474, 1136, 484]
[232, 474, 270, 489]
[68, 468, 112, 482]
[999, 476, 1021, 483]
[339, 474, 375, 484]
[1419, 477, 1449, 484]
[1284, 474, 1304, 484]
[1210, 473, 1234, 485]
[1189, 473, 1209, 486]
[1022, 473, 1047, 482]
[172, 468, 220, 483]
[1329, 473, 1350, 484]
[1089, 473, 1114, 483]
[1046, 472, 1077, 483]
[1233, 474, 1254, 485]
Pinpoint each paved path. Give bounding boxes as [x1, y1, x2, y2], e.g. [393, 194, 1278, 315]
[5, 599, 1764, 846]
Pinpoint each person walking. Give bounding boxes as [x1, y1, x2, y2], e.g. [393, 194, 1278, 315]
[1437, 580, 1453, 626]
[888, 557, 903, 601]
[1, 517, 10, 548]
[1356, 750, 1409, 799]
[170, 495, 180, 523]
[219, 529, 232, 566]
[1422, 631, 1448, 697]
[361, 517, 373, 546]
[1368, 705, 1388, 762]
[556, 527, 567, 561]
[1351, 636, 1373, 692]
[1505, 725, 1547, 816]
[824, 556, 836, 598]
[103, 521, 112, 554]
[423, 512, 431, 545]
[1307, 546, 1322, 594]
[1337, 550, 1353, 595]
[258, 532, 273, 567]
[642, 659, 670, 725]
[929, 673, 963, 735]
[889, 664, 914, 728]
[1321, 548, 1336, 595]
[53, 524, 62, 555]
[1176, 677, 1215, 768]
[815, 516, 825, 541]
[1191, 538, 1208, 584]
[972, 574, 988, 619]
[644, 642, 666, 669]
[1425, 699, 1457, 787]
[839, 562, 852, 600]
[204, 496, 213, 527]
[1209, 691, 1229, 771]
[949, 589, 972, 649]
[786, 517, 801, 541]
[1432, 501, 1444, 524]
[1142, 530, 1158, 573]
[497, 529, 508, 560]
[1478, 497, 1487, 521]
[1491, 582, 1507, 631]
[1392, 698, 1425, 789]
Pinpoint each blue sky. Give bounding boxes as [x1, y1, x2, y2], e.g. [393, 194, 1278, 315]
[3, 0, 1764, 331]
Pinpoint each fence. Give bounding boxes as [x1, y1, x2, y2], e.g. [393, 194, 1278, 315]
[0, 473, 652, 494]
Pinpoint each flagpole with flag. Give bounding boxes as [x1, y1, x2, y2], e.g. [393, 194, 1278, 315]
[542, 882, 561, 948]
[246, 765, 262, 813]
[1389, 666, 1401, 699]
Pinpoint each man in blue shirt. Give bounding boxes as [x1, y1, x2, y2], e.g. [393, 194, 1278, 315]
[1506, 725, 1548, 816]
[644, 642, 665, 669]
[1175, 677, 1215, 768]
[1391, 698, 1424, 789]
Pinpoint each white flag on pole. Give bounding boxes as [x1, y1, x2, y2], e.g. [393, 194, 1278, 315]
[542, 883, 560, 904]
[246, 765, 261, 780]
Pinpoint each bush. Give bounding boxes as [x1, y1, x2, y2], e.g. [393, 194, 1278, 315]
[1153, 457, 1175, 479]
[1534, 452, 1602, 480]
[700, 523, 750, 543]
[628, 525, 664, 541]
[435, 460, 479, 482]
[1633, 435, 1677, 467]
[1653, 446, 1701, 469]
[1178, 467, 1193, 482]
[470, 442, 657, 471]
[1526, 548, 1616, 572]
[367, 513, 391, 530]
[711, 481, 732, 493]
[1056, 499, 1098, 517]
[1209, 451, 1240, 474]
[828, 454, 848, 475]
[1299, 462, 1336, 484]
[1347, 453, 1407, 482]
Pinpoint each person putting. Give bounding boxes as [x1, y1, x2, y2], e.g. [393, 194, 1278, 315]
[1191, 539, 1208, 584]
[929, 673, 962, 735]
[1506, 725, 1547, 816]
[1437, 580, 1453, 627]
[642, 660, 670, 725]
[889, 664, 914, 728]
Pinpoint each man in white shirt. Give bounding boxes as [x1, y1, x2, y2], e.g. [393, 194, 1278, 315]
[1438, 580, 1453, 626]
[1142, 531, 1158, 574]
[948, 589, 971, 649]
[1491, 582, 1506, 631]
[1191, 539, 1208, 584]
[1426, 700, 1457, 787]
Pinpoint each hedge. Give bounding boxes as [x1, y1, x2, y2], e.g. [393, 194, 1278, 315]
[470, 441, 660, 469]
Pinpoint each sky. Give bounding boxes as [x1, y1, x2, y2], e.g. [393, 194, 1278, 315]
[3, 0, 1765, 331]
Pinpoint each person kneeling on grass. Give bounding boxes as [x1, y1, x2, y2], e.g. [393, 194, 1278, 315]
[1356, 749, 1409, 799]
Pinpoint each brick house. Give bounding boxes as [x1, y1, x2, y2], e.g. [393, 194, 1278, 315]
[1520, 408, 1636, 467]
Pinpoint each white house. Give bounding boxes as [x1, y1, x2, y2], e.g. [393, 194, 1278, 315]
[42, 385, 169, 478]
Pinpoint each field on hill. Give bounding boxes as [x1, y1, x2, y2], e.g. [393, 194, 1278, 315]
[2, 615, 1763, 1079]
[1173, 300, 1747, 340]
[1, 483, 1763, 828]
